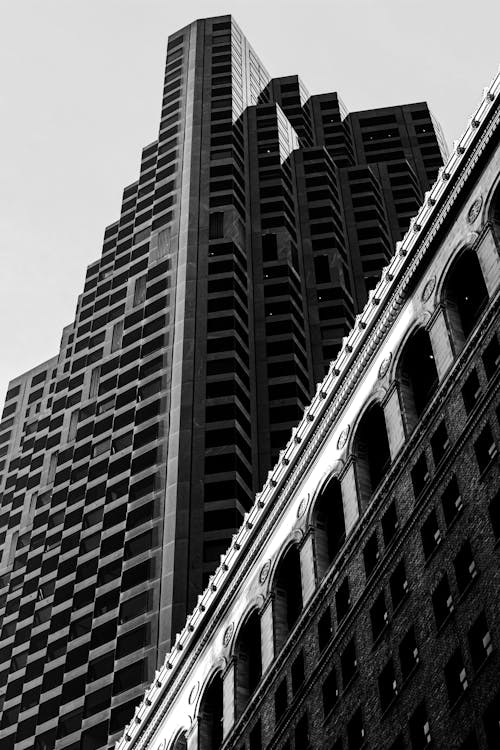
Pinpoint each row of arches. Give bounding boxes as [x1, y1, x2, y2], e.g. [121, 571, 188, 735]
[168, 243, 493, 748]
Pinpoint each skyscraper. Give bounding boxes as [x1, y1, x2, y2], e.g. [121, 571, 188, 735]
[0, 15, 446, 750]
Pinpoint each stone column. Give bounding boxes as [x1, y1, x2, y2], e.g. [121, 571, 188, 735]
[340, 459, 359, 535]
[222, 659, 236, 738]
[383, 383, 406, 458]
[260, 595, 275, 673]
[299, 528, 316, 605]
[427, 305, 455, 377]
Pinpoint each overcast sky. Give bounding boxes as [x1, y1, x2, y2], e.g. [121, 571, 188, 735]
[1, 0, 499, 405]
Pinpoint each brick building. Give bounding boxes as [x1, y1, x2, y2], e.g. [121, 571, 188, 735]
[113, 69, 500, 750]
[0, 15, 451, 749]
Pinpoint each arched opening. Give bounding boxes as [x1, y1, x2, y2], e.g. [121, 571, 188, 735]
[273, 545, 303, 653]
[234, 610, 262, 718]
[313, 476, 346, 579]
[443, 248, 488, 350]
[198, 673, 224, 750]
[171, 731, 188, 750]
[353, 403, 391, 506]
[398, 328, 439, 432]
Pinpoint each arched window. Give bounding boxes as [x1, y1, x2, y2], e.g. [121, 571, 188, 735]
[313, 476, 345, 579]
[234, 610, 262, 718]
[273, 545, 303, 653]
[170, 731, 188, 750]
[198, 673, 224, 750]
[397, 328, 439, 432]
[443, 248, 488, 349]
[353, 403, 391, 507]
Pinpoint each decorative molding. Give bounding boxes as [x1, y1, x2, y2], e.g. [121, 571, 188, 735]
[222, 622, 234, 648]
[259, 560, 271, 585]
[378, 353, 392, 378]
[467, 195, 483, 223]
[421, 276, 436, 302]
[336, 425, 350, 450]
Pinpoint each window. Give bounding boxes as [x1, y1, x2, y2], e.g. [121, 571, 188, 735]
[445, 648, 468, 704]
[483, 689, 500, 747]
[378, 658, 397, 712]
[397, 328, 438, 429]
[442, 475, 462, 526]
[291, 651, 305, 695]
[322, 667, 338, 715]
[341, 638, 357, 687]
[482, 334, 500, 380]
[432, 574, 454, 628]
[273, 545, 303, 652]
[347, 707, 365, 750]
[421, 510, 441, 559]
[363, 532, 379, 577]
[442, 248, 488, 347]
[390, 559, 408, 609]
[399, 626, 419, 681]
[336, 577, 351, 622]
[409, 703, 431, 749]
[249, 721, 261, 750]
[318, 607, 333, 651]
[474, 423, 497, 472]
[133, 276, 147, 306]
[209, 211, 224, 239]
[468, 611, 493, 670]
[462, 369, 481, 414]
[488, 490, 500, 540]
[459, 732, 479, 750]
[454, 540, 477, 593]
[411, 454, 430, 497]
[274, 677, 288, 721]
[382, 501, 398, 546]
[431, 420, 450, 464]
[370, 591, 388, 641]
[353, 403, 391, 504]
[313, 476, 346, 578]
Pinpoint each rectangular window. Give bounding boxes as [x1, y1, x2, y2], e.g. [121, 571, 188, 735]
[133, 276, 147, 306]
[409, 703, 431, 749]
[468, 611, 493, 670]
[454, 539, 477, 593]
[474, 423, 497, 472]
[370, 591, 388, 641]
[209, 211, 224, 239]
[363, 532, 379, 578]
[432, 574, 453, 629]
[482, 334, 500, 380]
[347, 707, 365, 750]
[378, 658, 397, 712]
[390, 559, 408, 610]
[442, 475, 462, 526]
[294, 713, 309, 748]
[291, 651, 305, 695]
[488, 490, 500, 540]
[274, 677, 287, 721]
[322, 667, 338, 715]
[382, 501, 398, 546]
[336, 577, 351, 622]
[445, 648, 468, 704]
[341, 638, 357, 687]
[430, 420, 450, 465]
[89, 366, 100, 399]
[421, 509, 441, 560]
[462, 369, 481, 414]
[411, 454, 430, 497]
[111, 320, 124, 352]
[318, 607, 333, 651]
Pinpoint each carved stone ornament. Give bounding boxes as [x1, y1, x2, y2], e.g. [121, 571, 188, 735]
[378, 352, 392, 379]
[223, 622, 234, 647]
[467, 195, 482, 224]
[336, 425, 350, 450]
[421, 276, 436, 302]
[188, 681, 199, 705]
[297, 497, 307, 518]
[259, 559, 271, 584]
[157, 741, 167, 750]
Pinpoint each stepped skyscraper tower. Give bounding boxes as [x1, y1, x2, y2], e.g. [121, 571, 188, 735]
[0, 16, 446, 750]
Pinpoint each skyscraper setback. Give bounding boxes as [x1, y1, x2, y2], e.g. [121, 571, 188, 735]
[0, 15, 446, 750]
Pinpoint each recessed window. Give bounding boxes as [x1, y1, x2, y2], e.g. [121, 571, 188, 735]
[462, 369, 481, 414]
[347, 707, 365, 750]
[474, 423, 497, 472]
[291, 651, 305, 695]
[445, 648, 468, 704]
[336, 577, 351, 622]
[274, 677, 288, 722]
[294, 713, 309, 748]
[322, 667, 338, 715]
[382, 501, 398, 546]
[432, 574, 453, 629]
[468, 611, 493, 670]
[442, 475, 462, 527]
[318, 607, 333, 651]
[363, 532, 379, 578]
[482, 334, 500, 380]
[430, 420, 450, 465]
[421, 509, 441, 560]
[341, 638, 358, 687]
[378, 658, 397, 712]
[488, 490, 500, 540]
[390, 559, 408, 610]
[454, 540, 477, 593]
[370, 590, 388, 641]
[411, 454, 430, 497]
[409, 702, 431, 749]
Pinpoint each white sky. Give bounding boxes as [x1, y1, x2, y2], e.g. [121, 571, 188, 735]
[1, 0, 499, 405]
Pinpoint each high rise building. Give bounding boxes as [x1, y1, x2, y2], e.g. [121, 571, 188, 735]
[114, 68, 500, 750]
[0, 15, 446, 750]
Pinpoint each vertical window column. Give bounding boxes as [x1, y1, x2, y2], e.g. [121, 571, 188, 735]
[222, 659, 236, 738]
[474, 229, 500, 296]
[260, 596, 275, 673]
[382, 384, 406, 459]
[340, 460, 359, 536]
[299, 529, 317, 605]
[427, 305, 455, 377]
